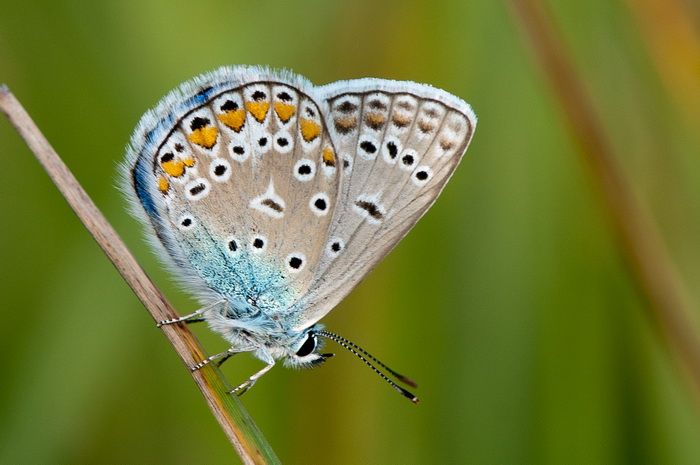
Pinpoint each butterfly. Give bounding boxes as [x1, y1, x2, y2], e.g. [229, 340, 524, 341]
[122, 66, 476, 402]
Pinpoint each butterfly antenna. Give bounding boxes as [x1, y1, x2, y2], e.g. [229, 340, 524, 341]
[317, 330, 419, 404]
[318, 330, 418, 387]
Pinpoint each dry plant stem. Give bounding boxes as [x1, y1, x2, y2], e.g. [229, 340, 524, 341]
[509, 0, 700, 400]
[0, 85, 279, 465]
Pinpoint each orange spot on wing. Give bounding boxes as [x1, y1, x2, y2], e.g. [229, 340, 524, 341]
[335, 116, 356, 130]
[365, 112, 386, 129]
[157, 176, 169, 193]
[188, 126, 218, 148]
[417, 120, 435, 134]
[245, 101, 270, 122]
[391, 113, 411, 128]
[274, 102, 296, 122]
[183, 156, 196, 167]
[322, 147, 336, 166]
[218, 109, 246, 132]
[161, 159, 185, 177]
[300, 118, 321, 142]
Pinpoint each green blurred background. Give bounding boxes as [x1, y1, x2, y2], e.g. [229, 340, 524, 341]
[2, 0, 700, 463]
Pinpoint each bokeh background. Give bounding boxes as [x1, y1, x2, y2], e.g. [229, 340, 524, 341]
[2, 0, 700, 464]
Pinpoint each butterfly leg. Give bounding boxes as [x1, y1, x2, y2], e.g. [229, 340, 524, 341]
[215, 353, 233, 367]
[191, 344, 258, 371]
[229, 351, 275, 396]
[157, 299, 226, 327]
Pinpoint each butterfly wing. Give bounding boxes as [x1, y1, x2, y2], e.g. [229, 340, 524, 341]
[125, 67, 342, 314]
[292, 79, 476, 329]
[125, 68, 475, 332]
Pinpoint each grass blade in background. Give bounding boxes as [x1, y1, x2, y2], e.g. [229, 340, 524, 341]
[509, 0, 700, 402]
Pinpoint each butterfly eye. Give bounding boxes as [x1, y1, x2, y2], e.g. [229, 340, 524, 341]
[295, 333, 317, 357]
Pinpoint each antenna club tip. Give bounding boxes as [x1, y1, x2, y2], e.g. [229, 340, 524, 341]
[399, 387, 420, 404]
[398, 376, 418, 388]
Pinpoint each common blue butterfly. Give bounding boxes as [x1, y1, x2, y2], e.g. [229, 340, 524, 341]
[122, 66, 476, 402]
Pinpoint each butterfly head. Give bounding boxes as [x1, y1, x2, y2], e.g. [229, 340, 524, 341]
[282, 327, 334, 369]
